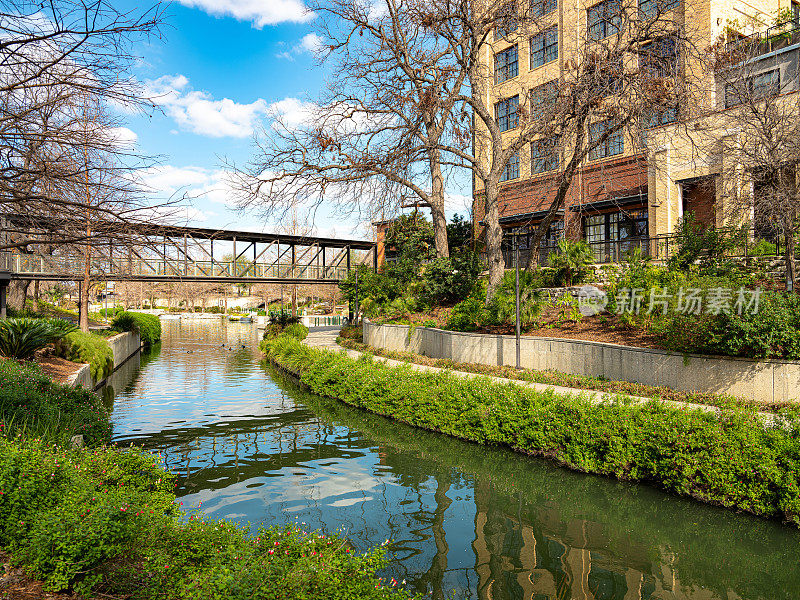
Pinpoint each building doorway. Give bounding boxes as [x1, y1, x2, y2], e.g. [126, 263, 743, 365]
[681, 177, 716, 228]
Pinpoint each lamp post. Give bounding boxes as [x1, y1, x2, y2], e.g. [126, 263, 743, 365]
[514, 228, 521, 370]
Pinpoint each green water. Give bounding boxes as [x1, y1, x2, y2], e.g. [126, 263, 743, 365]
[106, 319, 800, 600]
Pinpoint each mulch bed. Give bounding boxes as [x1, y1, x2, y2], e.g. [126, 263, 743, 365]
[35, 352, 85, 385]
[0, 552, 81, 600]
[381, 307, 663, 350]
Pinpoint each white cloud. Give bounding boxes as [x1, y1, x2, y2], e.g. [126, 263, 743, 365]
[175, 0, 313, 28]
[146, 74, 267, 138]
[107, 127, 138, 149]
[267, 97, 316, 128]
[140, 165, 239, 207]
[276, 32, 324, 60]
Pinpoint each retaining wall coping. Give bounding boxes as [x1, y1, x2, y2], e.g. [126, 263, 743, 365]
[364, 320, 800, 367]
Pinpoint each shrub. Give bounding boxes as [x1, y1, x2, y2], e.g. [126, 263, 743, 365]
[417, 251, 482, 306]
[338, 324, 363, 343]
[0, 439, 412, 599]
[54, 331, 113, 380]
[0, 359, 111, 445]
[268, 310, 300, 327]
[548, 239, 594, 286]
[267, 337, 800, 526]
[484, 271, 544, 329]
[0, 318, 77, 360]
[445, 296, 484, 331]
[112, 311, 162, 346]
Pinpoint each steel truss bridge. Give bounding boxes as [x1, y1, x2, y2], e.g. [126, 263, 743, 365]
[0, 215, 376, 291]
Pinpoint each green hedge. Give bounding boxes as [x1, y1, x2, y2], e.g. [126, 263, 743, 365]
[112, 311, 162, 346]
[0, 439, 414, 599]
[265, 335, 800, 526]
[258, 323, 308, 353]
[54, 331, 114, 380]
[0, 359, 111, 445]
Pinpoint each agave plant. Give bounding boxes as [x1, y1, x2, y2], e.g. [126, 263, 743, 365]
[0, 318, 78, 360]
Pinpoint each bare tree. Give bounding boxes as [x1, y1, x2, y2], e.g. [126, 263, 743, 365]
[0, 0, 164, 224]
[233, 0, 477, 258]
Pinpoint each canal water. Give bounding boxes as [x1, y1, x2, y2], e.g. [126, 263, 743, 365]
[107, 319, 800, 600]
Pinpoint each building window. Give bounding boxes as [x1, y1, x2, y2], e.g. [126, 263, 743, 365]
[531, 80, 559, 115]
[639, 37, 678, 78]
[793, 0, 799, 25]
[495, 1, 518, 39]
[496, 95, 519, 131]
[639, 106, 678, 146]
[638, 0, 680, 18]
[531, 137, 560, 173]
[531, 27, 558, 68]
[725, 69, 780, 108]
[589, 120, 624, 159]
[531, 0, 557, 17]
[495, 45, 519, 83]
[501, 152, 520, 181]
[587, 0, 621, 41]
[584, 209, 649, 260]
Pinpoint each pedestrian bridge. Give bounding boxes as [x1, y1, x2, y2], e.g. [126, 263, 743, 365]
[0, 219, 377, 285]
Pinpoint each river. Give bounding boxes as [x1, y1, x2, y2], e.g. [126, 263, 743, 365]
[105, 319, 800, 600]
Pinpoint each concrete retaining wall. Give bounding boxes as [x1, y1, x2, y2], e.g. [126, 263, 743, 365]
[363, 321, 800, 404]
[68, 331, 142, 391]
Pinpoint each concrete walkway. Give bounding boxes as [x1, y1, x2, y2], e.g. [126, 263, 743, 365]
[304, 328, 735, 413]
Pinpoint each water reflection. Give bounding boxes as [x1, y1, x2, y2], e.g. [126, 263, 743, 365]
[110, 320, 800, 600]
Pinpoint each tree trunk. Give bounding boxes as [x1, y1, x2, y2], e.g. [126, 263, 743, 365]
[786, 229, 797, 293]
[291, 285, 298, 318]
[7, 280, 31, 311]
[32, 280, 39, 312]
[79, 278, 90, 332]
[483, 179, 505, 299]
[428, 152, 450, 258]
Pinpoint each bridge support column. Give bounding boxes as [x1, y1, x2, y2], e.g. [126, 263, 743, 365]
[0, 275, 8, 320]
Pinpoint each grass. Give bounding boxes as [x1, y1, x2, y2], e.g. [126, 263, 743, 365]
[266, 334, 800, 527]
[336, 331, 788, 413]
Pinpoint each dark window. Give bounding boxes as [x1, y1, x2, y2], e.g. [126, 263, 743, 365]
[638, 0, 680, 18]
[589, 120, 624, 159]
[531, 137, 560, 173]
[587, 0, 621, 41]
[584, 209, 649, 260]
[531, 80, 559, 113]
[495, 45, 519, 83]
[531, 27, 558, 68]
[639, 37, 678, 78]
[793, 1, 799, 25]
[496, 96, 519, 131]
[639, 106, 678, 146]
[531, 0, 557, 17]
[725, 69, 780, 108]
[501, 152, 520, 181]
[495, 1, 518, 39]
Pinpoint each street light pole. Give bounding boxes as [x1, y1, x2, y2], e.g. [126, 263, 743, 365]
[515, 231, 521, 370]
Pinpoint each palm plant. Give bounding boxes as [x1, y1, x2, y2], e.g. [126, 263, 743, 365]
[548, 239, 594, 286]
[0, 318, 78, 360]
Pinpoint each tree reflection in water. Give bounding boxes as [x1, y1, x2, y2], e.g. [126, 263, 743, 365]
[109, 320, 800, 600]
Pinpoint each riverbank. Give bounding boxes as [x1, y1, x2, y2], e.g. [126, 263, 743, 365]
[265, 332, 800, 527]
[0, 334, 415, 600]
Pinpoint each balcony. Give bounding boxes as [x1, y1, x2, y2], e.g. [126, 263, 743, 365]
[725, 20, 800, 58]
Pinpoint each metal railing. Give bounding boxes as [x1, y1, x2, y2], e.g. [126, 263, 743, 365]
[725, 20, 800, 57]
[0, 252, 351, 281]
[501, 230, 786, 269]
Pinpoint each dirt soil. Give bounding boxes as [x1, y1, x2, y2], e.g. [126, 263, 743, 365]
[0, 552, 81, 600]
[383, 306, 663, 350]
[35, 352, 85, 385]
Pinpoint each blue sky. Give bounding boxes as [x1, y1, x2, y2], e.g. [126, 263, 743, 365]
[119, 0, 470, 240]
